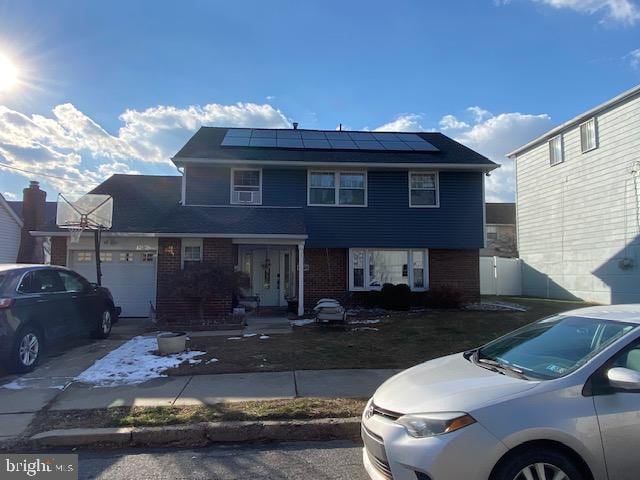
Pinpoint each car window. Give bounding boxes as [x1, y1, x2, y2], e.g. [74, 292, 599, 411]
[18, 270, 65, 294]
[479, 315, 636, 379]
[58, 271, 88, 293]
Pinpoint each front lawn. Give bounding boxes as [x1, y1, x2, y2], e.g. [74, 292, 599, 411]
[169, 297, 590, 376]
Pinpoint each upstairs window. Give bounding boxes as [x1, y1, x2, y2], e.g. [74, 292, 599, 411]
[549, 135, 564, 166]
[308, 171, 366, 206]
[231, 169, 262, 205]
[580, 118, 598, 153]
[487, 225, 498, 240]
[409, 172, 438, 207]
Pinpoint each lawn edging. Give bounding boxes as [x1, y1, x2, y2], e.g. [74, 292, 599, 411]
[28, 417, 362, 449]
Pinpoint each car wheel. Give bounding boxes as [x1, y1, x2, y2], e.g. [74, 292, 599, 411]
[93, 308, 113, 339]
[492, 447, 585, 480]
[9, 326, 43, 373]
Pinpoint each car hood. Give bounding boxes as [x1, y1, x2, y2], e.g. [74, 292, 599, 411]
[373, 353, 539, 414]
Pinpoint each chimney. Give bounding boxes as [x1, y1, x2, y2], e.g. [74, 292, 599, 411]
[17, 181, 47, 263]
[292, 122, 298, 130]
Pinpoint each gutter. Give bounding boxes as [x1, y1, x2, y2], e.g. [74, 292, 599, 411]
[507, 83, 640, 158]
[30, 231, 308, 240]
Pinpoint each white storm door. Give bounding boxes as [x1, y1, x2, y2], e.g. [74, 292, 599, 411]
[252, 249, 280, 306]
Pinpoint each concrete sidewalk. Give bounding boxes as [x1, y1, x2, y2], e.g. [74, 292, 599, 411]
[49, 368, 399, 411]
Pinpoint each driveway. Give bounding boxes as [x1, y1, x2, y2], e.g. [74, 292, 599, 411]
[0, 318, 151, 441]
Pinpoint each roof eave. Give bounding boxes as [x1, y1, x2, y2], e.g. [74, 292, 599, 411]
[507, 83, 640, 158]
[172, 156, 499, 172]
[30, 230, 308, 240]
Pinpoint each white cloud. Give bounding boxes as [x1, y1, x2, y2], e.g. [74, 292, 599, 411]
[375, 114, 425, 132]
[467, 106, 493, 123]
[498, 0, 640, 25]
[2, 191, 17, 200]
[439, 114, 470, 130]
[0, 102, 289, 196]
[626, 48, 640, 68]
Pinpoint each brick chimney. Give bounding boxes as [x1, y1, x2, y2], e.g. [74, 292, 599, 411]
[17, 181, 47, 263]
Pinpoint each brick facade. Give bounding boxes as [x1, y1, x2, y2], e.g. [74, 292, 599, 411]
[429, 249, 480, 302]
[155, 237, 237, 329]
[303, 248, 348, 307]
[50, 237, 68, 266]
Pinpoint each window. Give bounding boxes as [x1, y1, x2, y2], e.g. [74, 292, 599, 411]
[182, 239, 202, 269]
[231, 168, 261, 205]
[141, 252, 155, 263]
[409, 172, 438, 207]
[18, 270, 65, 294]
[308, 171, 366, 206]
[100, 252, 112, 262]
[549, 135, 563, 166]
[76, 252, 92, 262]
[58, 271, 88, 293]
[580, 118, 597, 153]
[349, 249, 428, 291]
[119, 252, 134, 262]
[487, 225, 498, 241]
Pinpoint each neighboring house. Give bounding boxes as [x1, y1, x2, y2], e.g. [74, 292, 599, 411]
[0, 192, 22, 263]
[35, 127, 497, 324]
[509, 84, 640, 304]
[480, 203, 517, 258]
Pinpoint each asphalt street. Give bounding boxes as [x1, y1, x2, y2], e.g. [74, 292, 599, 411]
[76, 441, 369, 480]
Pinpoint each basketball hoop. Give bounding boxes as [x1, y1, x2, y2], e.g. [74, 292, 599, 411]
[68, 226, 85, 244]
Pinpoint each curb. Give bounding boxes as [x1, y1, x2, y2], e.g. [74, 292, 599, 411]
[27, 417, 362, 449]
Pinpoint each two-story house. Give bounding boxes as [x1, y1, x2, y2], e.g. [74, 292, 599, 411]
[509, 84, 640, 304]
[37, 126, 497, 325]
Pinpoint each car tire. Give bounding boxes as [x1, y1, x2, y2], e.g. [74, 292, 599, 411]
[492, 447, 585, 480]
[93, 308, 113, 339]
[8, 326, 43, 373]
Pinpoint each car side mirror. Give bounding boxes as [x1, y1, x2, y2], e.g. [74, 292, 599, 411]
[607, 367, 640, 391]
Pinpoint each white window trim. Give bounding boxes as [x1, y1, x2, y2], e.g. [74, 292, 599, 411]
[549, 135, 564, 166]
[307, 170, 368, 207]
[348, 248, 429, 292]
[408, 171, 440, 208]
[230, 167, 262, 205]
[181, 238, 203, 268]
[580, 117, 598, 154]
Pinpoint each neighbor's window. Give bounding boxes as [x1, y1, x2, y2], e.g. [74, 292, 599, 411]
[231, 169, 261, 205]
[100, 252, 112, 262]
[141, 252, 155, 263]
[182, 239, 202, 269]
[349, 249, 428, 291]
[487, 225, 498, 240]
[308, 171, 366, 206]
[549, 135, 563, 166]
[77, 252, 92, 262]
[409, 172, 438, 207]
[119, 252, 134, 262]
[580, 118, 598, 153]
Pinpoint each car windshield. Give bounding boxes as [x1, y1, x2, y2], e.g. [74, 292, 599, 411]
[478, 315, 636, 379]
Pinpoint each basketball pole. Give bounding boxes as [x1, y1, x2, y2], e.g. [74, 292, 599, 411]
[94, 226, 103, 286]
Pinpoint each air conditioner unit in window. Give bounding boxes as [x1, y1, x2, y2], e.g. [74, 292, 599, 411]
[233, 190, 259, 204]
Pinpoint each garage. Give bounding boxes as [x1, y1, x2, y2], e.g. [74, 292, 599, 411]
[68, 238, 157, 318]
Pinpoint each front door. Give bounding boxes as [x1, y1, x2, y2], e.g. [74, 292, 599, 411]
[252, 249, 281, 306]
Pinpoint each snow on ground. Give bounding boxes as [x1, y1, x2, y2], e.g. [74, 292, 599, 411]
[227, 337, 242, 340]
[243, 333, 257, 337]
[259, 335, 270, 340]
[290, 319, 315, 327]
[2, 377, 70, 390]
[348, 319, 380, 325]
[352, 327, 379, 332]
[74, 336, 206, 387]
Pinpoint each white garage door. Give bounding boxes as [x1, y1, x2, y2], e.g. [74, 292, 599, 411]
[70, 250, 156, 317]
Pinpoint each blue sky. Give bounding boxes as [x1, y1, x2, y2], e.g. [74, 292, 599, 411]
[0, 0, 638, 202]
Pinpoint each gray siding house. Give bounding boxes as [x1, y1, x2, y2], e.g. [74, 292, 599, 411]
[509, 84, 640, 304]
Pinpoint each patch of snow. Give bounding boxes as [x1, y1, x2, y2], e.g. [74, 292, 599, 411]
[74, 336, 206, 387]
[243, 333, 257, 337]
[2, 378, 71, 390]
[348, 319, 380, 325]
[227, 337, 243, 340]
[291, 319, 315, 327]
[259, 335, 270, 340]
[206, 358, 219, 364]
[352, 327, 379, 332]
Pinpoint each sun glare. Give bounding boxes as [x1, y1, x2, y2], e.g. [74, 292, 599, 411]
[0, 53, 18, 92]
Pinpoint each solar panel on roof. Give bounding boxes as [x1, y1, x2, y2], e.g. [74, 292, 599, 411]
[220, 129, 439, 152]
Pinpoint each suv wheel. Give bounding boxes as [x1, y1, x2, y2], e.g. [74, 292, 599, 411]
[492, 447, 585, 480]
[9, 326, 42, 373]
[93, 308, 112, 339]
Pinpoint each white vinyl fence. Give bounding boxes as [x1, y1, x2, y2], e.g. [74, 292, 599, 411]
[480, 256, 522, 296]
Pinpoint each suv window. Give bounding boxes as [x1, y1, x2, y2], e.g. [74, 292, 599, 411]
[19, 270, 65, 294]
[58, 271, 88, 293]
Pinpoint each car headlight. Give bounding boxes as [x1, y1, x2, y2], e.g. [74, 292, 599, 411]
[396, 412, 476, 438]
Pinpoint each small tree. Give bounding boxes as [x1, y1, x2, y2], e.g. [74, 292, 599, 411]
[171, 264, 235, 323]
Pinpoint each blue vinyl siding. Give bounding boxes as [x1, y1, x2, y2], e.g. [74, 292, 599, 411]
[185, 166, 484, 248]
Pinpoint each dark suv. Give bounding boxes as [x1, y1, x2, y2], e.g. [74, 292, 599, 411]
[0, 264, 120, 373]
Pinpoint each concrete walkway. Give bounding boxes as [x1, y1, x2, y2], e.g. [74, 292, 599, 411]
[48, 368, 399, 411]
